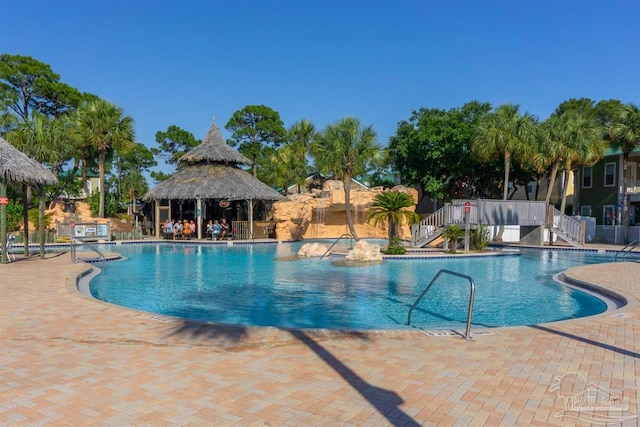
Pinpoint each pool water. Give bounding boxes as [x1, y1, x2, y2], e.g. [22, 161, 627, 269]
[88, 242, 611, 330]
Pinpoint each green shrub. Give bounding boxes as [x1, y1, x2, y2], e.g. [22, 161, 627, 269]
[384, 236, 407, 255]
[88, 192, 119, 217]
[28, 208, 52, 229]
[5, 200, 23, 231]
[442, 224, 464, 253]
[384, 245, 407, 255]
[470, 224, 489, 251]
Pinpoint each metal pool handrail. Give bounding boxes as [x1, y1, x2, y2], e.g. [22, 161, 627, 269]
[407, 269, 476, 339]
[72, 238, 106, 269]
[614, 240, 639, 262]
[321, 233, 354, 259]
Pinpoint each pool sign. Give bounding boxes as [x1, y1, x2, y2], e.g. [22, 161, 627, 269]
[0, 197, 8, 205]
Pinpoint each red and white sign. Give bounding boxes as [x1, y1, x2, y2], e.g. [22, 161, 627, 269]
[464, 201, 471, 214]
[219, 200, 230, 208]
[0, 197, 8, 205]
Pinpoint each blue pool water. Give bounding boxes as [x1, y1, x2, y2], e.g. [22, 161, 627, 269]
[88, 242, 613, 330]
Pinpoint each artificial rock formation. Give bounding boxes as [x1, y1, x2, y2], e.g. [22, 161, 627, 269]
[297, 242, 329, 257]
[345, 239, 383, 262]
[271, 181, 418, 241]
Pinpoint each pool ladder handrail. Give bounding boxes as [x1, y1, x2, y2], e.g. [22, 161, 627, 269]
[71, 237, 106, 269]
[321, 233, 354, 259]
[407, 269, 476, 339]
[614, 240, 639, 262]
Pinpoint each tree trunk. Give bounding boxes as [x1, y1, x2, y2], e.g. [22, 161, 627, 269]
[502, 151, 511, 201]
[559, 163, 572, 214]
[99, 151, 106, 218]
[622, 152, 629, 226]
[22, 185, 29, 256]
[545, 161, 561, 205]
[39, 186, 46, 259]
[343, 172, 358, 240]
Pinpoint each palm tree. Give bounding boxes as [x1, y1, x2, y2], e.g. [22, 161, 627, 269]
[287, 119, 316, 193]
[75, 99, 134, 218]
[472, 104, 535, 200]
[7, 114, 70, 258]
[554, 113, 605, 214]
[609, 103, 640, 226]
[310, 117, 379, 240]
[366, 190, 419, 248]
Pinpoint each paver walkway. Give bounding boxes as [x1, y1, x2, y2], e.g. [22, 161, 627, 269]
[1, 250, 638, 426]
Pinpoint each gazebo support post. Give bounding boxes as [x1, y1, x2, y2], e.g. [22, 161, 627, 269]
[196, 198, 202, 239]
[1, 180, 7, 264]
[249, 198, 253, 240]
[154, 201, 161, 238]
[38, 185, 46, 259]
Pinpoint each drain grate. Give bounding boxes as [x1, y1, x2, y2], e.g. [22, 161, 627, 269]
[610, 312, 631, 319]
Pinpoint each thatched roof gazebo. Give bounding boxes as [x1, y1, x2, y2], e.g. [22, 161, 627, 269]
[0, 137, 58, 263]
[142, 119, 284, 239]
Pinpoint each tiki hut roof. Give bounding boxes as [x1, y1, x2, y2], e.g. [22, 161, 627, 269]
[142, 163, 284, 201]
[179, 120, 251, 166]
[0, 137, 58, 186]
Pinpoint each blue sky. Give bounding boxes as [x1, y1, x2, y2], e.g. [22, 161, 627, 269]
[1, 0, 639, 177]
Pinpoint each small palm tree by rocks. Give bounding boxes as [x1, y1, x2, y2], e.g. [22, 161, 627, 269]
[366, 190, 419, 254]
[442, 224, 465, 253]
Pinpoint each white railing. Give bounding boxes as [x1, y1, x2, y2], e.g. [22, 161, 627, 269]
[549, 207, 584, 244]
[411, 207, 446, 246]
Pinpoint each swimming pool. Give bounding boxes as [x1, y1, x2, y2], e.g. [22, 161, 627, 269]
[87, 242, 614, 330]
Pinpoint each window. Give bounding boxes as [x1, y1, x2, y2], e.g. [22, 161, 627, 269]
[526, 181, 534, 196]
[580, 205, 591, 216]
[582, 166, 592, 188]
[603, 205, 616, 225]
[604, 162, 616, 187]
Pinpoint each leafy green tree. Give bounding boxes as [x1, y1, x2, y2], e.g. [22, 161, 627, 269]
[225, 105, 286, 177]
[610, 103, 640, 225]
[471, 103, 535, 201]
[285, 119, 315, 192]
[366, 190, 419, 248]
[0, 54, 81, 121]
[310, 117, 380, 239]
[75, 99, 134, 218]
[152, 125, 200, 173]
[114, 142, 155, 205]
[6, 113, 71, 256]
[389, 101, 493, 204]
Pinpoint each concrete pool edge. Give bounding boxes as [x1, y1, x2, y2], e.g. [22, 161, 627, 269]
[72, 249, 636, 339]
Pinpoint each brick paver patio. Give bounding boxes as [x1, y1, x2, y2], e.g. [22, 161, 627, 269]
[1, 247, 638, 426]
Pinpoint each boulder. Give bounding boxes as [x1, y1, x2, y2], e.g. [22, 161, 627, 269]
[298, 242, 328, 257]
[345, 240, 383, 262]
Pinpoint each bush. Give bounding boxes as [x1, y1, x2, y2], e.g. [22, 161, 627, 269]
[470, 224, 489, 251]
[88, 192, 119, 217]
[28, 208, 52, 229]
[384, 236, 407, 255]
[5, 200, 23, 231]
[442, 224, 464, 253]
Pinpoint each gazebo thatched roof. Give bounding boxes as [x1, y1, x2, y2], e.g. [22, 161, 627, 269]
[143, 120, 283, 202]
[0, 137, 58, 186]
[142, 163, 284, 201]
[179, 120, 251, 166]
